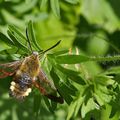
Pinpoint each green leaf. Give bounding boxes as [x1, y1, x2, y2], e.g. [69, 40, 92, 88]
[50, 68, 74, 104]
[81, 98, 96, 118]
[7, 30, 29, 52]
[43, 96, 54, 113]
[40, 0, 48, 9]
[67, 96, 84, 120]
[93, 94, 104, 106]
[0, 32, 14, 51]
[105, 66, 120, 75]
[27, 20, 42, 51]
[56, 65, 86, 85]
[67, 101, 78, 120]
[8, 25, 27, 44]
[65, 0, 79, 4]
[51, 101, 57, 111]
[81, 0, 120, 32]
[0, 32, 14, 46]
[50, 0, 60, 18]
[55, 55, 90, 64]
[0, 40, 11, 52]
[53, 50, 69, 56]
[13, 0, 38, 13]
[33, 93, 41, 114]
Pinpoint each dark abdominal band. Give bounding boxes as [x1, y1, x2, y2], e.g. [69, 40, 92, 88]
[17, 73, 32, 89]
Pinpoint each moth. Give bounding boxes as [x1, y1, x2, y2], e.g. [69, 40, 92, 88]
[0, 29, 64, 104]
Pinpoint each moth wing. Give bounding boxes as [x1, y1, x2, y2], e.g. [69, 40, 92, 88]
[34, 69, 64, 104]
[0, 60, 22, 78]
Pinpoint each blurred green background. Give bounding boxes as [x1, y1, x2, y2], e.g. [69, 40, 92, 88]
[0, 0, 120, 120]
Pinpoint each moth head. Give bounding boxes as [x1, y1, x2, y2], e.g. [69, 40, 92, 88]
[32, 51, 39, 56]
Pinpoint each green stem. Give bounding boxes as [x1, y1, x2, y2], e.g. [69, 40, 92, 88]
[90, 55, 120, 62]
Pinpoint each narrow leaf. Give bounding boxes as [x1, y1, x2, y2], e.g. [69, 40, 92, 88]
[67, 101, 77, 120]
[50, 0, 60, 18]
[55, 55, 90, 64]
[43, 96, 54, 113]
[0, 40, 11, 51]
[0, 32, 14, 46]
[27, 20, 42, 51]
[33, 93, 41, 114]
[13, 0, 38, 13]
[8, 25, 26, 41]
[65, 0, 79, 4]
[40, 0, 48, 9]
[50, 68, 74, 104]
[56, 65, 86, 85]
[7, 30, 29, 52]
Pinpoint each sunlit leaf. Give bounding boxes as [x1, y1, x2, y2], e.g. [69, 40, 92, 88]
[55, 55, 90, 64]
[65, 0, 79, 4]
[40, 0, 48, 9]
[7, 30, 29, 52]
[56, 65, 86, 85]
[50, 0, 60, 18]
[81, 98, 96, 118]
[12, 0, 38, 13]
[27, 20, 42, 51]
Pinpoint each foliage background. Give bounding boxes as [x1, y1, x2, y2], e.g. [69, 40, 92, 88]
[0, 0, 120, 120]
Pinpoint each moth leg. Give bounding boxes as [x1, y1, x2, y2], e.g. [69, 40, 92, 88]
[32, 81, 64, 104]
[32, 80, 47, 95]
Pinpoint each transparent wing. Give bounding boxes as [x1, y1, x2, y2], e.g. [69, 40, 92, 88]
[0, 61, 22, 78]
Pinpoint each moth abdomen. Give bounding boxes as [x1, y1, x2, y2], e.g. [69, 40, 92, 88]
[9, 73, 32, 100]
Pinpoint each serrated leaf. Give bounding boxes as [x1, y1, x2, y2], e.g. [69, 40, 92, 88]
[55, 55, 90, 64]
[50, 0, 60, 18]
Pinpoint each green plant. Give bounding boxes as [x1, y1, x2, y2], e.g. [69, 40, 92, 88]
[0, 20, 120, 120]
[0, 0, 120, 120]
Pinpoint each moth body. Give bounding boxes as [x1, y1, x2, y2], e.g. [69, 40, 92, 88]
[0, 40, 64, 103]
[9, 52, 40, 100]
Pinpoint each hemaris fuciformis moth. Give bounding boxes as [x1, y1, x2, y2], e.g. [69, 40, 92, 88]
[0, 29, 64, 104]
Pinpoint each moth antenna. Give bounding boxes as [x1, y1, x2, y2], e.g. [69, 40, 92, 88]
[26, 28, 33, 53]
[39, 40, 61, 55]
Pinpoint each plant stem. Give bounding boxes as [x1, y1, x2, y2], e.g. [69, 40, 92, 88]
[90, 55, 120, 62]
